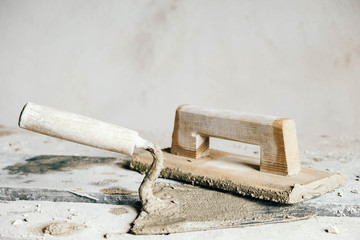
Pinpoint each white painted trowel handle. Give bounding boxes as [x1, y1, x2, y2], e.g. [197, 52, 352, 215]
[19, 103, 153, 156]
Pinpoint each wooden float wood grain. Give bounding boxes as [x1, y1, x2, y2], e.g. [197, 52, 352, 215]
[171, 105, 300, 176]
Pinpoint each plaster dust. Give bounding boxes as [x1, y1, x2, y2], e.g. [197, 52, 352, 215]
[5, 155, 118, 175]
[110, 207, 129, 215]
[101, 188, 137, 195]
[41, 221, 86, 236]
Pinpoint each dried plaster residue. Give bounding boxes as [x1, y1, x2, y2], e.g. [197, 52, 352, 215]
[131, 182, 315, 235]
[132, 146, 315, 235]
[131, 160, 292, 203]
[41, 222, 86, 236]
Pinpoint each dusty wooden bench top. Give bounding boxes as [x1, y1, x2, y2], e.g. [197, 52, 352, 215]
[0, 126, 359, 239]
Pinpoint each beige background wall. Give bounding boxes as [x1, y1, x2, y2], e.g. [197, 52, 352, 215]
[1, 0, 359, 137]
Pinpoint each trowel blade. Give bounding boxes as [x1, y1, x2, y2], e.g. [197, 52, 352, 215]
[131, 183, 316, 235]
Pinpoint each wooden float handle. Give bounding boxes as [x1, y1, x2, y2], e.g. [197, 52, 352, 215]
[19, 103, 151, 156]
[171, 105, 300, 176]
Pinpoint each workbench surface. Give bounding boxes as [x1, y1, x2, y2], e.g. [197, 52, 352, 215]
[0, 126, 359, 239]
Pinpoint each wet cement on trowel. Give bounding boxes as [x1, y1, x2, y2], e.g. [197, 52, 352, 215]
[131, 147, 315, 235]
[131, 182, 315, 235]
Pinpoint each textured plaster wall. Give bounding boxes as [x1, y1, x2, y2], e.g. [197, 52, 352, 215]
[1, 0, 360, 137]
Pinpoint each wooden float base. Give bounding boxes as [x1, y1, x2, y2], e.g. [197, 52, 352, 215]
[130, 149, 347, 204]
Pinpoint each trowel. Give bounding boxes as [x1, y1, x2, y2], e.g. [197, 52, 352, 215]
[18, 103, 347, 235]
